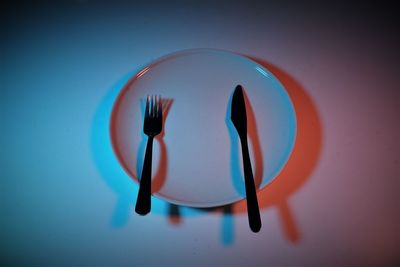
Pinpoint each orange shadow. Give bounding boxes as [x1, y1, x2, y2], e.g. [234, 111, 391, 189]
[168, 58, 322, 243]
[152, 99, 174, 193]
[243, 89, 264, 189]
[232, 57, 323, 242]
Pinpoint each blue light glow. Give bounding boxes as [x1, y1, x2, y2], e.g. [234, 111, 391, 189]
[256, 66, 270, 77]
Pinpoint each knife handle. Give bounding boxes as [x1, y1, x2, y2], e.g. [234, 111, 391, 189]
[240, 136, 262, 232]
[135, 136, 153, 215]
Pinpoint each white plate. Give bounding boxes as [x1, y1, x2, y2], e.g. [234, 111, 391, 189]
[110, 49, 296, 207]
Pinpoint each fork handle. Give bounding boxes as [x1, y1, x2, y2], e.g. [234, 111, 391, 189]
[240, 136, 262, 232]
[135, 136, 154, 215]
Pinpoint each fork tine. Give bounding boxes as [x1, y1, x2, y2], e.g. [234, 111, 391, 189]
[152, 95, 156, 117]
[158, 95, 162, 118]
[145, 95, 150, 119]
[150, 95, 154, 118]
[155, 95, 158, 116]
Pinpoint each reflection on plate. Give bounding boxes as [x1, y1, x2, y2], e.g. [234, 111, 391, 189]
[110, 49, 296, 208]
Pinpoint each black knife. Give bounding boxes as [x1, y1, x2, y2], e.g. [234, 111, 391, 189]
[230, 84, 262, 232]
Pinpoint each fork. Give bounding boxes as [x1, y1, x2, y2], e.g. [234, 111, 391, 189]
[135, 95, 163, 215]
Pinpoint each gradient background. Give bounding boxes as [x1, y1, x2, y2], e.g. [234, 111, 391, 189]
[1, 0, 399, 266]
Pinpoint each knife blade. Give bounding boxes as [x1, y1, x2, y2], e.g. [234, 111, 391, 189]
[231, 84, 262, 232]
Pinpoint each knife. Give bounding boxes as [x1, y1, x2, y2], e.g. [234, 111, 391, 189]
[230, 84, 262, 232]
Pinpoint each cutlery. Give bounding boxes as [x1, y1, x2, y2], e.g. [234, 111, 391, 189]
[230, 85, 262, 232]
[135, 95, 163, 215]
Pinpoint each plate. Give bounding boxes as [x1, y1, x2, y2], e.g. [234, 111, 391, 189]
[110, 49, 296, 207]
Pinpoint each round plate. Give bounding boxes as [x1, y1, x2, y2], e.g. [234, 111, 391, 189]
[110, 49, 296, 208]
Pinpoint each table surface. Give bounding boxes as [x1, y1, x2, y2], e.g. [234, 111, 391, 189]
[1, 1, 399, 266]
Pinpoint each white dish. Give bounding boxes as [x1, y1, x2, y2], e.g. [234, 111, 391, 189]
[110, 49, 296, 207]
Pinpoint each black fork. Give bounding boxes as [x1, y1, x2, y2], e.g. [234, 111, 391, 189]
[135, 95, 163, 215]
